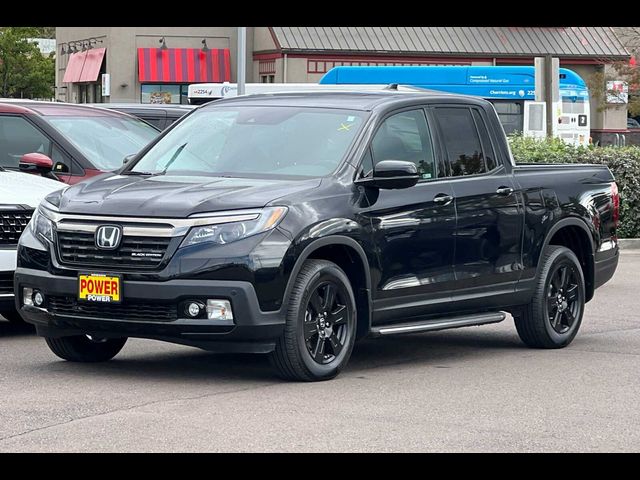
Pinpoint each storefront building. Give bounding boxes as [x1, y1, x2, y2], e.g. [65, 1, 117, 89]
[55, 27, 248, 104]
[56, 27, 629, 143]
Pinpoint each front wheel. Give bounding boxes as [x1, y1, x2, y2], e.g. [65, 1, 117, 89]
[269, 259, 357, 381]
[514, 246, 585, 348]
[45, 335, 127, 362]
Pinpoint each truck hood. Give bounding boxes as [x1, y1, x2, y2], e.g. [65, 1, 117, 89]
[55, 173, 322, 217]
[0, 171, 64, 208]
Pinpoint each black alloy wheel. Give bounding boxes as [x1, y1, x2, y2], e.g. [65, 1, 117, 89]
[269, 259, 357, 381]
[303, 281, 349, 365]
[545, 262, 582, 334]
[514, 245, 585, 349]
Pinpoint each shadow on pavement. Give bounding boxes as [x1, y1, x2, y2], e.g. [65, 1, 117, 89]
[23, 326, 526, 384]
[0, 320, 36, 337]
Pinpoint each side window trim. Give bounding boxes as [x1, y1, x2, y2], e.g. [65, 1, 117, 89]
[424, 106, 450, 179]
[470, 107, 500, 173]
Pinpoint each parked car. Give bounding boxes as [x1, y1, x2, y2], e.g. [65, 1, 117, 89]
[627, 117, 640, 129]
[16, 91, 619, 381]
[0, 101, 159, 184]
[0, 167, 62, 322]
[89, 103, 196, 130]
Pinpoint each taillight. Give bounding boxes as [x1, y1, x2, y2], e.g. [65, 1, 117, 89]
[612, 182, 620, 229]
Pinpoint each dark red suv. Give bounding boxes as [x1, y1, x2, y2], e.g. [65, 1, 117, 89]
[0, 101, 159, 184]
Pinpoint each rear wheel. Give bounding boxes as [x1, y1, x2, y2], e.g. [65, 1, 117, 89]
[514, 246, 585, 348]
[269, 259, 357, 381]
[45, 335, 127, 362]
[1, 308, 25, 324]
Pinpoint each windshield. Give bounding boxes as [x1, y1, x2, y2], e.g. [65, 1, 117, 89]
[48, 115, 158, 170]
[128, 106, 366, 178]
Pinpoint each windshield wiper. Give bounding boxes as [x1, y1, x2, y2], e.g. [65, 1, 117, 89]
[157, 142, 188, 176]
[121, 170, 156, 176]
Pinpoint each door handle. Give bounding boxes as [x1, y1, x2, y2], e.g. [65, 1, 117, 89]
[433, 193, 454, 206]
[496, 186, 514, 196]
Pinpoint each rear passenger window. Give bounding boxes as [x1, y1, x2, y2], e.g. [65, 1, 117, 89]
[472, 109, 497, 171]
[371, 109, 436, 180]
[436, 107, 486, 177]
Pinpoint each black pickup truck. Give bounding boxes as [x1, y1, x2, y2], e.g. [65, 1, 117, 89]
[15, 91, 619, 381]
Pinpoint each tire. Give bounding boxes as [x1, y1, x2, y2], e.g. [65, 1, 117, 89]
[269, 259, 357, 381]
[514, 245, 585, 349]
[45, 335, 127, 362]
[1, 308, 25, 324]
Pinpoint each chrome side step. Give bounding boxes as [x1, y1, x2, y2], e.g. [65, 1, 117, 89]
[371, 312, 506, 336]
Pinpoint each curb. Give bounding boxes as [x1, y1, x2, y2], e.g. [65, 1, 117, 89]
[618, 239, 640, 250]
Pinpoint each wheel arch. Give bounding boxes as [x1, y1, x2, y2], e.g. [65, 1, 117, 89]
[283, 236, 373, 339]
[541, 217, 595, 302]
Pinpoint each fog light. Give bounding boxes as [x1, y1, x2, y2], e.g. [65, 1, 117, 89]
[33, 291, 45, 307]
[186, 302, 202, 318]
[23, 287, 34, 306]
[206, 299, 233, 321]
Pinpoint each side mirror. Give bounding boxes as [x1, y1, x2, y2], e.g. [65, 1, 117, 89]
[19, 153, 54, 175]
[123, 154, 136, 165]
[357, 160, 420, 190]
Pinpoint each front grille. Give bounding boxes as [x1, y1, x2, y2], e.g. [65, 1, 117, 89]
[0, 210, 33, 245]
[0, 271, 14, 295]
[48, 296, 178, 322]
[56, 232, 171, 269]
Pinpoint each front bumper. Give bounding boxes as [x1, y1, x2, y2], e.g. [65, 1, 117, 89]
[14, 268, 286, 353]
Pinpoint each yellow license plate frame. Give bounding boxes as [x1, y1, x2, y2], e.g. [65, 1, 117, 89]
[78, 274, 122, 303]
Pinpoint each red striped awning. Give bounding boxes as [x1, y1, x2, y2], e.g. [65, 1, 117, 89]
[138, 48, 231, 83]
[62, 48, 106, 83]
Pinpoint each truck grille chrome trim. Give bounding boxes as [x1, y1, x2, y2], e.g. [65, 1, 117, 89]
[43, 208, 262, 238]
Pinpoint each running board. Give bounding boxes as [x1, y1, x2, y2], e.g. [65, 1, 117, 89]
[371, 312, 506, 336]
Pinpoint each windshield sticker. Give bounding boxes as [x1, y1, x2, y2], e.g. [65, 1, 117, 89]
[338, 123, 354, 132]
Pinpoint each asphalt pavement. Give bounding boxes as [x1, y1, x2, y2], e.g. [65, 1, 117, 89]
[1, 252, 638, 452]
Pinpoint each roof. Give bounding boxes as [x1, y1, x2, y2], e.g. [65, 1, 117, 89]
[206, 90, 491, 111]
[0, 101, 145, 118]
[270, 27, 629, 59]
[90, 103, 196, 112]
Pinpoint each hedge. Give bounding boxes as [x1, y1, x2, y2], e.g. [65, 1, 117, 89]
[508, 134, 640, 238]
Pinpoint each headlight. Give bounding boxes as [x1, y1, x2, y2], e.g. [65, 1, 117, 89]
[181, 207, 288, 248]
[30, 208, 54, 242]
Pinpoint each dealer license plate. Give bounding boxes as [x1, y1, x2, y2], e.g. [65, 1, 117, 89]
[78, 274, 121, 303]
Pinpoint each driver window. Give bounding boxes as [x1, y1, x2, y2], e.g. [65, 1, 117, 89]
[371, 109, 436, 180]
[0, 116, 51, 169]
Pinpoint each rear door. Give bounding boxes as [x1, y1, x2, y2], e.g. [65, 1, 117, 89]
[431, 105, 523, 293]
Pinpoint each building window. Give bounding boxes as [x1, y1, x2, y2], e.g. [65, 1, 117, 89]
[141, 84, 189, 104]
[259, 60, 276, 75]
[306, 59, 470, 74]
[260, 75, 275, 83]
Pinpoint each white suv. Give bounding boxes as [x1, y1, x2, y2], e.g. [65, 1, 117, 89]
[1, 167, 62, 322]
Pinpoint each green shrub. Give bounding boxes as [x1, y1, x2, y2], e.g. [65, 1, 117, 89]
[509, 134, 640, 238]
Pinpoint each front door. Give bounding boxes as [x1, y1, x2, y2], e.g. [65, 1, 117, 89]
[432, 106, 523, 294]
[359, 108, 457, 323]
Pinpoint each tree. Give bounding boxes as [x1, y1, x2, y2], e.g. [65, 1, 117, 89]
[0, 27, 55, 99]
[587, 27, 640, 117]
